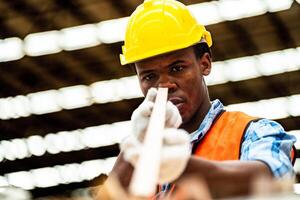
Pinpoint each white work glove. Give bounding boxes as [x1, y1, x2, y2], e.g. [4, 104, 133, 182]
[120, 128, 191, 184]
[131, 88, 182, 142]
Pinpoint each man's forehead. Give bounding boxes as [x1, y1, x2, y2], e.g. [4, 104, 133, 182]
[135, 47, 193, 70]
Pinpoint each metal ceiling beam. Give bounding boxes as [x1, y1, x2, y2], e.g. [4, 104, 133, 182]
[110, 0, 134, 17]
[0, 16, 17, 38]
[267, 11, 297, 49]
[54, 0, 96, 24]
[0, 64, 32, 97]
[3, 1, 54, 37]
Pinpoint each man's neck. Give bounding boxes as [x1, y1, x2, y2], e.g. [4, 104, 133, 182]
[181, 98, 211, 133]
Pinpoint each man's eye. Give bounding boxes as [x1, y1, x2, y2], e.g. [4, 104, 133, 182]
[171, 66, 183, 72]
[143, 74, 155, 81]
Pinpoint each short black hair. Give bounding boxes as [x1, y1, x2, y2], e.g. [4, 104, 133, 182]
[193, 42, 212, 60]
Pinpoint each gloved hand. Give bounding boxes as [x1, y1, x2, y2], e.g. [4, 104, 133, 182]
[131, 87, 182, 142]
[120, 128, 191, 184]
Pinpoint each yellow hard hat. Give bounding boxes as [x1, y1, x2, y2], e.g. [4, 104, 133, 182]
[120, 0, 212, 65]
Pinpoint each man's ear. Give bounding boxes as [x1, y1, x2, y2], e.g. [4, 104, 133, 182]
[198, 52, 212, 76]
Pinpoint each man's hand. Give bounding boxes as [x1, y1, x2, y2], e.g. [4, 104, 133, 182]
[131, 88, 182, 141]
[120, 128, 191, 184]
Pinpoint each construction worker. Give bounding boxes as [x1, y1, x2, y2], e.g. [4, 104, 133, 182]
[110, 0, 296, 198]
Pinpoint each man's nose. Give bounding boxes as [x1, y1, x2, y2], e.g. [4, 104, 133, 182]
[158, 76, 177, 93]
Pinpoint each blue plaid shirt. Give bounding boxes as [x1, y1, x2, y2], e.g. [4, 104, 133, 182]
[190, 99, 296, 177]
[161, 99, 296, 193]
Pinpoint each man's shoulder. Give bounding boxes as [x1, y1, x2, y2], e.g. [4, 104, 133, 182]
[244, 118, 295, 141]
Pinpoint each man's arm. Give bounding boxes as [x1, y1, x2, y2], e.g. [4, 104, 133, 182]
[176, 156, 272, 198]
[109, 154, 272, 198]
[109, 136, 272, 198]
[109, 153, 272, 190]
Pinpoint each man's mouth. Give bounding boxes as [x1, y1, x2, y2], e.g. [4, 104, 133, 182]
[168, 97, 185, 110]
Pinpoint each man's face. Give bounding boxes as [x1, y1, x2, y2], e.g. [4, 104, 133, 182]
[135, 47, 211, 125]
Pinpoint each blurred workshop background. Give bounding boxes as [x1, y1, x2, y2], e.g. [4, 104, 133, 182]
[0, 0, 300, 199]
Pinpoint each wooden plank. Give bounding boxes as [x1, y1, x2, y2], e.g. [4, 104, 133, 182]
[129, 88, 168, 197]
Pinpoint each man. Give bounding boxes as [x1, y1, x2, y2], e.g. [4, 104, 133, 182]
[109, 0, 296, 198]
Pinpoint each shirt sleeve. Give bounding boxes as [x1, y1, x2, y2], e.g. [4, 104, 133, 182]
[240, 119, 296, 178]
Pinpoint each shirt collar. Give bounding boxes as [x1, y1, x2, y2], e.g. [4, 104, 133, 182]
[190, 99, 224, 143]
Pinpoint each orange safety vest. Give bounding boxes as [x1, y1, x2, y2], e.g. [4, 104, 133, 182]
[194, 111, 295, 162]
[154, 111, 296, 199]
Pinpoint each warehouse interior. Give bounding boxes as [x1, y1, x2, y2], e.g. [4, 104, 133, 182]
[0, 0, 300, 199]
